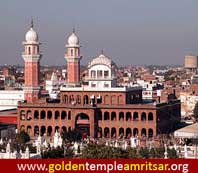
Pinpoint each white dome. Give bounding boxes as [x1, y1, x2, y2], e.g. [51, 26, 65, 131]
[88, 53, 115, 68]
[25, 28, 38, 42]
[68, 32, 79, 45]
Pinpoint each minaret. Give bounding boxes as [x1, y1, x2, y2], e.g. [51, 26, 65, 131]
[22, 20, 42, 102]
[65, 29, 82, 86]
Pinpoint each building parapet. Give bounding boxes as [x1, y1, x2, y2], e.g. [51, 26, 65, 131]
[60, 85, 142, 92]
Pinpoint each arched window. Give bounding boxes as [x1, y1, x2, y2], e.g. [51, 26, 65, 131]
[34, 110, 39, 120]
[55, 111, 60, 120]
[111, 95, 116, 105]
[47, 126, 52, 136]
[34, 126, 39, 136]
[68, 127, 71, 132]
[47, 111, 52, 119]
[104, 127, 109, 138]
[64, 95, 68, 104]
[141, 128, 147, 137]
[40, 126, 46, 136]
[55, 126, 60, 133]
[104, 112, 110, 120]
[62, 126, 67, 133]
[111, 112, 116, 121]
[91, 70, 96, 78]
[71, 49, 73, 56]
[119, 128, 124, 138]
[77, 95, 81, 104]
[148, 112, 153, 121]
[126, 128, 132, 138]
[83, 95, 89, 104]
[40, 110, 46, 119]
[20, 125, 25, 131]
[20, 110, 25, 120]
[148, 128, 153, 138]
[133, 112, 139, 121]
[126, 112, 131, 121]
[61, 111, 67, 120]
[111, 128, 116, 138]
[133, 128, 139, 136]
[118, 95, 122, 105]
[141, 112, 146, 121]
[28, 47, 31, 54]
[27, 126, 32, 135]
[104, 95, 109, 104]
[69, 95, 74, 104]
[27, 110, 32, 120]
[119, 112, 124, 121]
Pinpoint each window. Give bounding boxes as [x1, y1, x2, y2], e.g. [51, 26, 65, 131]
[91, 70, 96, 78]
[104, 71, 109, 78]
[97, 96, 102, 104]
[91, 83, 96, 87]
[97, 70, 103, 78]
[71, 49, 73, 56]
[104, 83, 109, 88]
[28, 47, 31, 54]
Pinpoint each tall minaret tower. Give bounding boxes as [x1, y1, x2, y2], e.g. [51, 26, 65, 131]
[22, 20, 42, 102]
[65, 29, 82, 86]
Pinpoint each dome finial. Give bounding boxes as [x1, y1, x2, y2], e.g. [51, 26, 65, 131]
[101, 49, 104, 55]
[67, 29, 79, 45]
[31, 17, 34, 28]
[72, 27, 75, 33]
[25, 18, 38, 42]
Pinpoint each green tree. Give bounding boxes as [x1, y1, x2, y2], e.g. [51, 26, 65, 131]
[16, 131, 30, 144]
[139, 147, 150, 158]
[154, 148, 165, 158]
[149, 148, 156, 158]
[64, 146, 74, 158]
[193, 102, 198, 121]
[168, 148, 178, 158]
[62, 129, 82, 142]
[128, 148, 138, 158]
[42, 146, 65, 158]
[81, 144, 128, 159]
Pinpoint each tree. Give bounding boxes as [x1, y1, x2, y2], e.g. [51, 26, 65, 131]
[42, 146, 65, 158]
[168, 148, 178, 158]
[81, 144, 128, 159]
[62, 129, 82, 142]
[149, 148, 164, 158]
[139, 147, 150, 159]
[128, 148, 138, 158]
[16, 131, 30, 144]
[193, 102, 198, 121]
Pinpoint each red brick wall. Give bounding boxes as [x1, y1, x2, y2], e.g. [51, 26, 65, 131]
[25, 61, 39, 87]
[67, 61, 80, 84]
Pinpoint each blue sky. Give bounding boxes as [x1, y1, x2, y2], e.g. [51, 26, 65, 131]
[0, 0, 198, 66]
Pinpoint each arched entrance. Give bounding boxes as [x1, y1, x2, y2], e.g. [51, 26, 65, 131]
[75, 113, 90, 137]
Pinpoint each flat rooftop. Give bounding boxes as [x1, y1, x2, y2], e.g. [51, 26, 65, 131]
[60, 85, 142, 92]
[0, 109, 17, 117]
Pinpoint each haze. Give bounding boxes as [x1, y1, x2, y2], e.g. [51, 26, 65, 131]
[0, 0, 198, 66]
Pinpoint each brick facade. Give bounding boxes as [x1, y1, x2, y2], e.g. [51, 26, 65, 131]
[18, 90, 180, 139]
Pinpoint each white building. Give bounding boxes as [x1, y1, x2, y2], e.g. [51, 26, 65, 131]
[45, 72, 64, 99]
[87, 53, 117, 89]
[0, 90, 24, 111]
[180, 92, 198, 117]
[136, 79, 163, 101]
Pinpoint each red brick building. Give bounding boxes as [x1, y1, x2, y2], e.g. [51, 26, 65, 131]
[17, 23, 181, 139]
